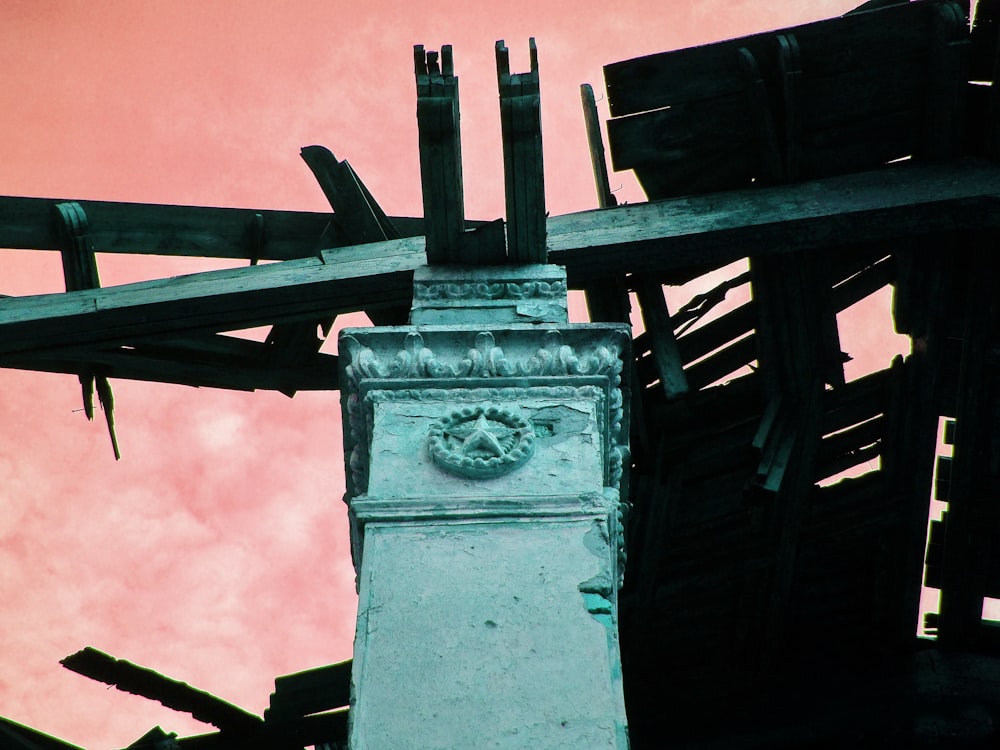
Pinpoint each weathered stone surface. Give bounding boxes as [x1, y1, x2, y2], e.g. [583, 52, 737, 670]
[350, 518, 627, 750]
[366, 391, 602, 498]
[411, 263, 568, 325]
[340, 263, 630, 749]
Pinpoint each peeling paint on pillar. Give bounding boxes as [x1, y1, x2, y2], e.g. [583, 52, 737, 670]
[340, 264, 630, 749]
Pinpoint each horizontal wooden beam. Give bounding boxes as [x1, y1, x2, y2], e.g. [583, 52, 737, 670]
[548, 159, 1000, 284]
[0, 195, 428, 261]
[0, 336, 339, 393]
[0, 239, 425, 356]
[2, 160, 998, 362]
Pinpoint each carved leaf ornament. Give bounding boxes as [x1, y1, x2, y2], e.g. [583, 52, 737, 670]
[342, 330, 622, 386]
[428, 406, 535, 479]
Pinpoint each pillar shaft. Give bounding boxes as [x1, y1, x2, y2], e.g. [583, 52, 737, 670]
[340, 264, 630, 748]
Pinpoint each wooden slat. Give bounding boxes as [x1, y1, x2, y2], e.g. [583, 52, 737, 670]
[938, 242, 1000, 647]
[923, 1, 970, 158]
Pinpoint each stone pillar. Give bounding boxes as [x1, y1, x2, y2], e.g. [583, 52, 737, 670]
[340, 264, 630, 749]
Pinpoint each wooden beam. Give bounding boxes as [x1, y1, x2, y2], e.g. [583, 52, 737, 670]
[0, 336, 339, 393]
[579, 83, 617, 209]
[3, 160, 999, 362]
[497, 39, 546, 263]
[0, 717, 85, 750]
[415, 44, 466, 263]
[0, 195, 431, 261]
[0, 239, 425, 356]
[61, 647, 263, 733]
[548, 159, 1000, 285]
[266, 660, 351, 721]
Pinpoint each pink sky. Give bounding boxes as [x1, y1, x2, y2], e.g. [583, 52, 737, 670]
[1, 1, 886, 746]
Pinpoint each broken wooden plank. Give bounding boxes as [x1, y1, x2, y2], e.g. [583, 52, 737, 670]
[635, 277, 687, 399]
[580, 83, 617, 209]
[266, 660, 352, 721]
[55, 201, 119, 459]
[61, 647, 263, 732]
[0, 717, 85, 750]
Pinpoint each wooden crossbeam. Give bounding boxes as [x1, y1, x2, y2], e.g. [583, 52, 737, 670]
[549, 159, 1000, 285]
[2, 160, 999, 364]
[1, 336, 339, 393]
[0, 195, 428, 260]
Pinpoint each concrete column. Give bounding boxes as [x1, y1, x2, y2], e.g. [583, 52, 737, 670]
[340, 264, 630, 749]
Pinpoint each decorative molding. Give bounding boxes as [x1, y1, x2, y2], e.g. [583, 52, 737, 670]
[428, 405, 535, 479]
[413, 279, 567, 301]
[340, 327, 629, 498]
[342, 329, 623, 387]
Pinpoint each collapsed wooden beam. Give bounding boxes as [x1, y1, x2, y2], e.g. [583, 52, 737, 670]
[61, 647, 263, 733]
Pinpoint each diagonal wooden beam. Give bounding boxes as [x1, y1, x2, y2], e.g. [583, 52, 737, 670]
[0, 717, 85, 750]
[61, 647, 263, 733]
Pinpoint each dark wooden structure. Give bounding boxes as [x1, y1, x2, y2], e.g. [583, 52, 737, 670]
[3, 0, 1000, 747]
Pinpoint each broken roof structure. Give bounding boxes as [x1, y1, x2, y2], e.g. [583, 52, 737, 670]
[2, 0, 1000, 746]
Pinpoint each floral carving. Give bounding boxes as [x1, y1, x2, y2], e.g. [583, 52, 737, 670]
[428, 406, 535, 479]
[413, 279, 567, 301]
[341, 329, 623, 389]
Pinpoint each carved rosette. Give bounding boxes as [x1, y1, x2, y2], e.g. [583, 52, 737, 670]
[427, 406, 535, 479]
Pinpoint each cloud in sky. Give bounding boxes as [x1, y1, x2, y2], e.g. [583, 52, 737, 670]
[1, 1, 871, 746]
